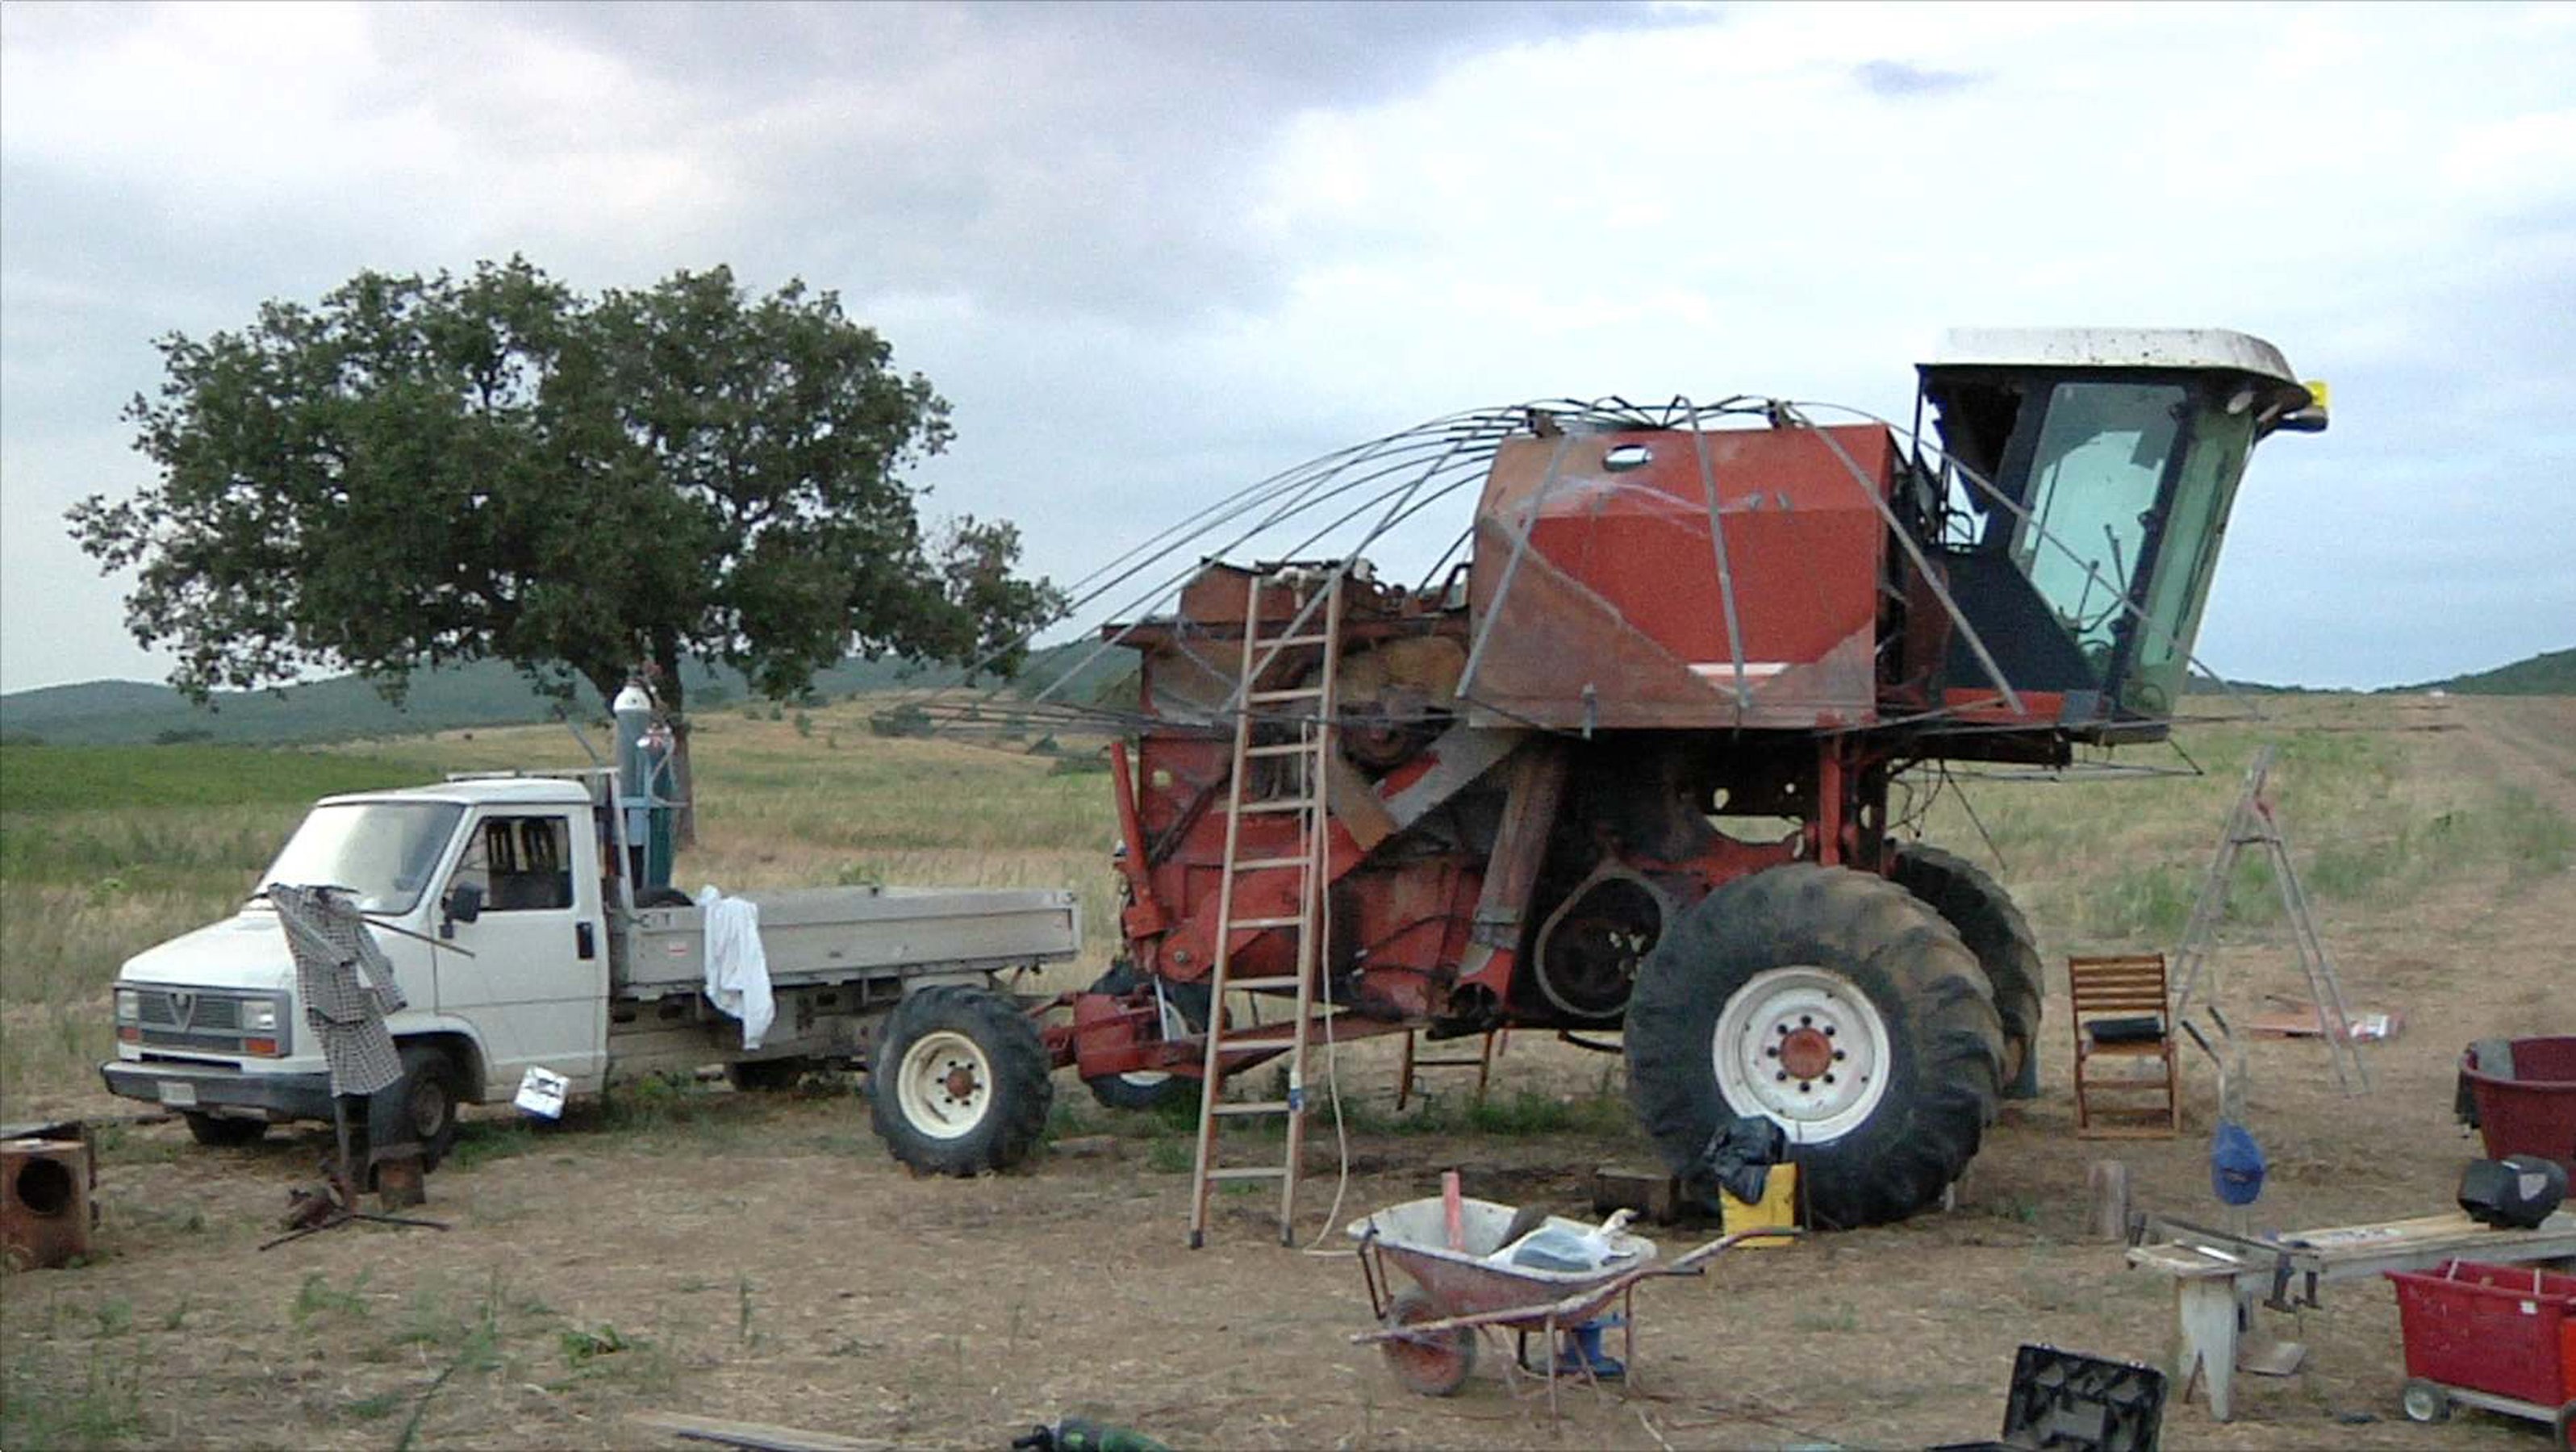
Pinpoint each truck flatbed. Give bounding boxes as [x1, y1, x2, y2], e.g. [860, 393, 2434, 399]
[622, 885, 1081, 996]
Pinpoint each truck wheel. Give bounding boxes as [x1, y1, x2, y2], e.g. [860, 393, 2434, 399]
[182, 1112, 267, 1148]
[395, 1043, 462, 1166]
[870, 986, 1054, 1175]
[1889, 843, 2044, 1095]
[1082, 962, 1208, 1112]
[1625, 863, 2004, 1229]
[727, 1058, 812, 1092]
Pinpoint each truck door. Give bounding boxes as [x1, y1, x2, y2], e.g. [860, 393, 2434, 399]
[433, 809, 609, 1090]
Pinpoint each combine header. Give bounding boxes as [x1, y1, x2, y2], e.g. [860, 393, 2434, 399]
[1050, 329, 2327, 1243]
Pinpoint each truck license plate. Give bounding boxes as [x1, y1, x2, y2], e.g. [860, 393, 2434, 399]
[158, 1081, 198, 1108]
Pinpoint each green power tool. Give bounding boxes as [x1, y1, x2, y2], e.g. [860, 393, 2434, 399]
[1010, 1417, 1170, 1452]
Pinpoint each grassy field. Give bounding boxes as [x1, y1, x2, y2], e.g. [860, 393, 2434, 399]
[2, 691, 2571, 1449]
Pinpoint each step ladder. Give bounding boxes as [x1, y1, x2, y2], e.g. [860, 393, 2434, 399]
[1188, 569, 1346, 1247]
[2169, 745, 2370, 1095]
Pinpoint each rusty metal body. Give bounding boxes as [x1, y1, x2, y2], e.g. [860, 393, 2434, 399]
[1, 1134, 94, 1270]
[1058, 333, 2323, 1229]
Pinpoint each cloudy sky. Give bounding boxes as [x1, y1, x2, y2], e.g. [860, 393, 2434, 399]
[3, 0, 2570, 696]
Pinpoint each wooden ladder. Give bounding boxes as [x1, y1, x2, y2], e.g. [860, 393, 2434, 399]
[2169, 745, 2370, 1095]
[1188, 569, 1345, 1248]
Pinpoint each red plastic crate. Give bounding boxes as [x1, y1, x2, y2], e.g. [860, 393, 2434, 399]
[2386, 1260, 2576, 1408]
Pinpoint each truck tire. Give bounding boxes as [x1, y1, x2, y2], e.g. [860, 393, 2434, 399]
[395, 1042, 462, 1167]
[1625, 863, 2004, 1229]
[182, 1112, 268, 1148]
[1082, 962, 1209, 1112]
[1889, 843, 2044, 1095]
[870, 985, 1053, 1175]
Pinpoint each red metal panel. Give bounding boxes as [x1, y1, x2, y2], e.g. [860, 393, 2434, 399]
[1465, 425, 1891, 730]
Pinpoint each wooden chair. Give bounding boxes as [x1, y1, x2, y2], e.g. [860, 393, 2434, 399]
[2069, 953, 2183, 1138]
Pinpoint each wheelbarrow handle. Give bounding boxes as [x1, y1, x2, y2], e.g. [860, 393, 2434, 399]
[1657, 1226, 1804, 1278]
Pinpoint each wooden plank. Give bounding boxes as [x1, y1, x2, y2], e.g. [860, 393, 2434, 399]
[630, 1411, 895, 1452]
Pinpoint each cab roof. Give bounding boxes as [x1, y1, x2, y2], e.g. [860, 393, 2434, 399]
[315, 777, 593, 810]
[1926, 328, 2300, 387]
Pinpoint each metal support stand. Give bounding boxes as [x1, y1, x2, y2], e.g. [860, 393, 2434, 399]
[259, 1095, 445, 1251]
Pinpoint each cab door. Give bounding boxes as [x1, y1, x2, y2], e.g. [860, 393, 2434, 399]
[432, 808, 609, 1090]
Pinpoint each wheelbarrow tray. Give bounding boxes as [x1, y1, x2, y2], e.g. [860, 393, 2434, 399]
[1346, 1195, 1660, 1325]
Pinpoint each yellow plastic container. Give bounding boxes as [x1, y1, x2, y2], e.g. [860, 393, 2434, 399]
[1720, 1162, 1799, 1248]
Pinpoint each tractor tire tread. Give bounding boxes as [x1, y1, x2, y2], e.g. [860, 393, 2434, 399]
[869, 984, 1054, 1176]
[1626, 862, 2003, 1229]
[1890, 842, 2044, 1086]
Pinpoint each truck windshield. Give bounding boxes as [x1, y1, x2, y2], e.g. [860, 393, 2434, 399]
[260, 802, 465, 915]
[2010, 382, 2186, 676]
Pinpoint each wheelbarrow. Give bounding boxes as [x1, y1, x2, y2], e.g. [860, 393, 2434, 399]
[1346, 1195, 1793, 1413]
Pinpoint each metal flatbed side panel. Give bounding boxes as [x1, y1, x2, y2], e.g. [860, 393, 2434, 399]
[619, 886, 1080, 992]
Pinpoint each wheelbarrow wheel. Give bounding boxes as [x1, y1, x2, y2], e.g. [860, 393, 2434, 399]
[1380, 1287, 1476, 1396]
[2399, 1379, 2449, 1423]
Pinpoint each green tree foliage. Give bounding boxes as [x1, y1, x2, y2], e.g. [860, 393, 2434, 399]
[69, 258, 1062, 818]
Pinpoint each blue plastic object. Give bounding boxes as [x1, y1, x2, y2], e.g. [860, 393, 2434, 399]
[2211, 1120, 2266, 1206]
[1555, 1320, 1626, 1379]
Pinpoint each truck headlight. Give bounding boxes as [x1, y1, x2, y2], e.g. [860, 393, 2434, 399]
[244, 1001, 279, 1033]
[115, 989, 139, 1021]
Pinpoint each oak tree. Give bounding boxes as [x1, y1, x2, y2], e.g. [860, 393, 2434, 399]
[70, 258, 1061, 826]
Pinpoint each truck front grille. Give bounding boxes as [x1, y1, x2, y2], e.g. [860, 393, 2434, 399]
[136, 991, 244, 1032]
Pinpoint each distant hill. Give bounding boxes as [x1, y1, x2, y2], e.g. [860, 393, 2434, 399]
[2388, 646, 2576, 697]
[0, 643, 1131, 748]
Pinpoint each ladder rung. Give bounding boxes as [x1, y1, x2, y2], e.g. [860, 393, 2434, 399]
[1235, 797, 1315, 814]
[1231, 855, 1311, 872]
[1225, 975, 1305, 991]
[1246, 687, 1324, 703]
[1205, 1166, 1289, 1181]
[1212, 1099, 1294, 1117]
[1245, 741, 1317, 758]
[1226, 916, 1305, 931]
[1255, 632, 1333, 648]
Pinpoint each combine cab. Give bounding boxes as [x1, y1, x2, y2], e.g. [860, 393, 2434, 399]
[1063, 329, 2324, 1238]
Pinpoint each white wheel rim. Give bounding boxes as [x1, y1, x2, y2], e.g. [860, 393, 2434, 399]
[1712, 966, 1894, 1143]
[896, 1030, 995, 1140]
[1116, 995, 1191, 1090]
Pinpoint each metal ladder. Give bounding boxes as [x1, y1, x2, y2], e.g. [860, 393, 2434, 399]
[2169, 745, 2370, 1094]
[1188, 570, 1345, 1247]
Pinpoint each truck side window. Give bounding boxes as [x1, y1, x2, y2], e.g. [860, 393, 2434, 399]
[452, 816, 574, 913]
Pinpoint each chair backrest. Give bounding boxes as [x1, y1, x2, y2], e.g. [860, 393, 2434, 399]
[2068, 953, 2172, 1019]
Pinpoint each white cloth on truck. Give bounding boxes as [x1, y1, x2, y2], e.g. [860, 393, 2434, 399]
[694, 885, 775, 1050]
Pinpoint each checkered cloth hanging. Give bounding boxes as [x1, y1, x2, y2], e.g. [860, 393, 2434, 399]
[269, 884, 407, 1097]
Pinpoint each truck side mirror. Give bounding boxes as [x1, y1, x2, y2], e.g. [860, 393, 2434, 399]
[441, 882, 484, 936]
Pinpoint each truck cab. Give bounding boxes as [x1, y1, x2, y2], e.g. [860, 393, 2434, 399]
[103, 775, 615, 1141]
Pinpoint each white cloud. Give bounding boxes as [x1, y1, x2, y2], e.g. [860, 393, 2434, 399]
[2, 0, 2570, 695]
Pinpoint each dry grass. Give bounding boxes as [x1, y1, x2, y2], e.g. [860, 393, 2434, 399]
[2, 692, 2571, 1450]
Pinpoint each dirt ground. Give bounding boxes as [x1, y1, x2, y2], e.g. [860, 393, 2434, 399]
[5, 695, 2571, 1450]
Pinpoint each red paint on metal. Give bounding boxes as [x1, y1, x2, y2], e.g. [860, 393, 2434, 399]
[1465, 425, 1892, 730]
[1780, 1028, 1833, 1081]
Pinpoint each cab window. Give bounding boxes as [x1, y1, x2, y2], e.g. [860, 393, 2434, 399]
[452, 815, 574, 912]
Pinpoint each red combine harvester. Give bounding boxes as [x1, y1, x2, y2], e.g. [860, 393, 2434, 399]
[1053, 329, 2328, 1244]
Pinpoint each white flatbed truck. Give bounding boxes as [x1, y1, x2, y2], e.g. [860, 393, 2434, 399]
[100, 765, 1082, 1175]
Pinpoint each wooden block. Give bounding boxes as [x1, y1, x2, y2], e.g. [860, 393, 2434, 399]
[2086, 1160, 2131, 1242]
[1049, 1135, 1121, 1160]
[1592, 1166, 1680, 1223]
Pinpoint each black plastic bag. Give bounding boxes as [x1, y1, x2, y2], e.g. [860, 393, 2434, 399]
[1684, 1113, 1786, 1210]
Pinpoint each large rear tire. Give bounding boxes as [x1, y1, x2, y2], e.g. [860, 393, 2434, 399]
[1625, 864, 2004, 1229]
[870, 985, 1054, 1175]
[1889, 843, 2044, 1095]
